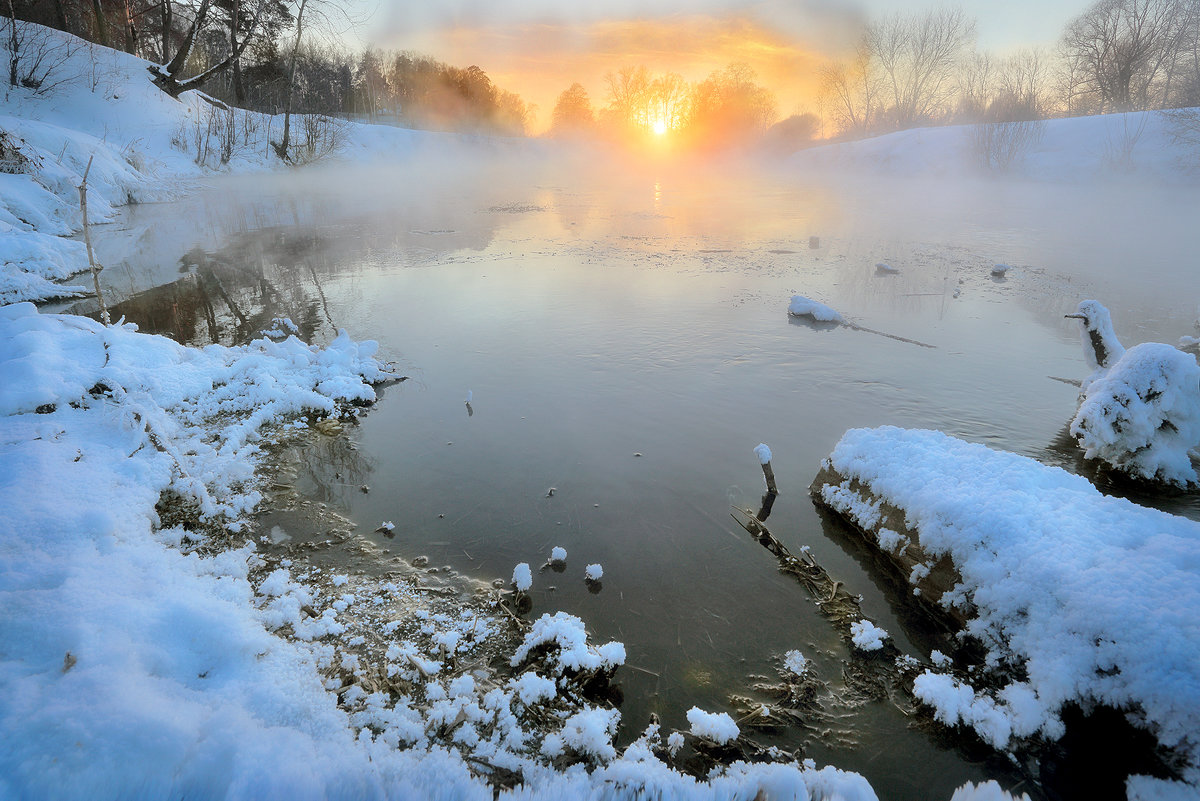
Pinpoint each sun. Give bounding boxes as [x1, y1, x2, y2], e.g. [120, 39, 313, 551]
[651, 119, 668, 136]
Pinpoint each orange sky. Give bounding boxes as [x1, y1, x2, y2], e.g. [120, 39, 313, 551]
[400, 16, 840, 134]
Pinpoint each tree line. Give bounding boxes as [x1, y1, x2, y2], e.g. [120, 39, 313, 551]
[550, 63, 781, 151]
[4, 0, 532, 137]
[4, 0, 1200, 150]
[819, 0, 1200, 140]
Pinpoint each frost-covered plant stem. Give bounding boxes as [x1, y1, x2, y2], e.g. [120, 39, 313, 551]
[78, 155, 110, 325]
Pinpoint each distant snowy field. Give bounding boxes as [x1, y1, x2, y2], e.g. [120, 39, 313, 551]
[786, 110, 1199, 182]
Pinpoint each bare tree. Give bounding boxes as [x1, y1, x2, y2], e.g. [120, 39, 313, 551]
[956, 50, 996, 119]
[1060, 0, 1194, 111]
[604, 65, 652, 132]
[272, 0, 306, 160]
[819, 38, 879, 136]
[146, 0, 272, 97]
[7, 0, 17, 87]
[867, 6, 976, 128]
[648, 71, 690, 131]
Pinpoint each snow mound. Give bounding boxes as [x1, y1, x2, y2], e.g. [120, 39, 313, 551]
[849, 620, 888, 652]
[788, 295, 843, 323]
[686, 707, 740, 745]
[509, 612, 625, 675]
[783, 649, 809, 676]
[1070, 342, 1200, 486]
[950, 780, 1031, 801]
[512, 562, 533, 592]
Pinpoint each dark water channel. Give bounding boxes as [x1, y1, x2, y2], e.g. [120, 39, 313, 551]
[67, 155, 1200, 800]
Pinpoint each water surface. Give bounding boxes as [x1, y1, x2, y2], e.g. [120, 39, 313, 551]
[72, 155, 1200, 799]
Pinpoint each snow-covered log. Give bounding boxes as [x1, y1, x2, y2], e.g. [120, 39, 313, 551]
[812, 426, 1200, 782]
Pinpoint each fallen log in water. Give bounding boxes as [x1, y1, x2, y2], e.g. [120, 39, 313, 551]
[808, 462, 970, 630]
[805, 426, 1200, 789]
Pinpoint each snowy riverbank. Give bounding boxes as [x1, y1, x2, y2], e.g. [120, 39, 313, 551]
[0, 21, 515, 306]
[0, 302, 897, 799]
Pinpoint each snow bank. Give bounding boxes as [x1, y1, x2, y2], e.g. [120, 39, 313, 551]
[0, 305, 455, 798]
[819, 426, 1200, 785]
[0, 303, 889, 799]
[0, 21, 486, 305]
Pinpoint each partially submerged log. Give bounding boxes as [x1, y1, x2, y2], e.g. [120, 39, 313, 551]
[809, 462, 969, 629]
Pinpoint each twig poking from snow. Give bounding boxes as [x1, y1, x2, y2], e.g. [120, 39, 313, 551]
[78, 154, 110, 326]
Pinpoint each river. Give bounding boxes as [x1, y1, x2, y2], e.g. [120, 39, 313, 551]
[64, 150, 1200, 799]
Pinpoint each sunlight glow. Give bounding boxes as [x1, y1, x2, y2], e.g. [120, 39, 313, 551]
[652, 119, 669, 136]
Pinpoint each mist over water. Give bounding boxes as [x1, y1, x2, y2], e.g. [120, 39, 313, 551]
[75, 143, 1200, 799]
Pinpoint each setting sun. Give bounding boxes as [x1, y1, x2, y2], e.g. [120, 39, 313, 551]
[652, 119, 669, 136]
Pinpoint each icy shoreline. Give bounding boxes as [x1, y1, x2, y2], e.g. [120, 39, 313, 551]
[0, 302, 899, 799]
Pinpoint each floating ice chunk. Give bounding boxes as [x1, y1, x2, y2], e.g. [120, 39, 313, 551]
[686, 707, 740, 745]
[512, 562, 532, 592]
[584, 563, 603, 582]
[990, 263, 1011, 276]
[465, 389, 472, 403]
[550, 546, 567, 563]
[753, 443, 772, 465]
[849, 619, 888, 651]
[875, 261, 899, 274]
[787, 295, 843, 323]
[377, 521, 394, 532]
